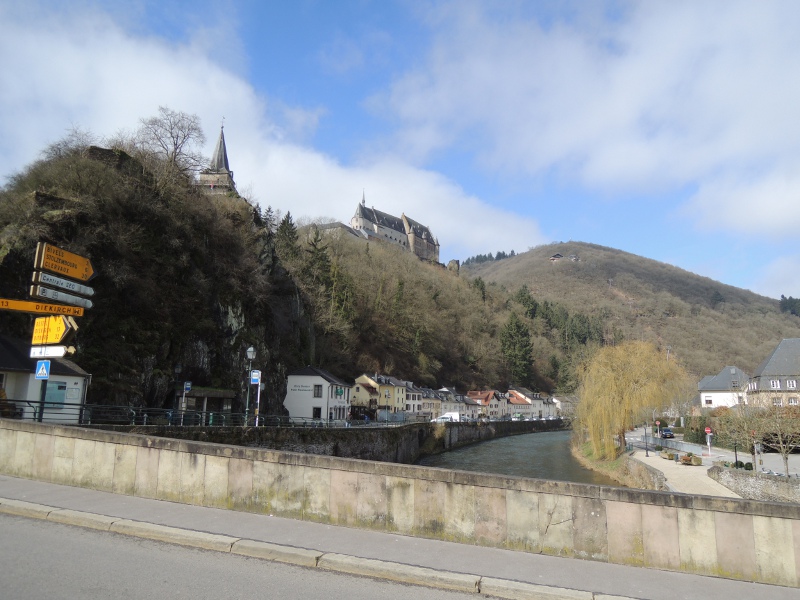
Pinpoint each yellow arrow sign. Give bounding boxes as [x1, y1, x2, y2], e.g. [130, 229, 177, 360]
[34, 242, 95, 282]
[32, 315, 78, 345]
[0, 298, 84, 317]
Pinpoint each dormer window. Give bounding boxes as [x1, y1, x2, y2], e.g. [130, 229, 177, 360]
[788, 380, 797, 390]
[770, 380, 781, 390]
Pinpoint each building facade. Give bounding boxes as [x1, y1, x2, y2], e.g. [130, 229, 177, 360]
[697, 366, 749, 409]
[748, 339, 800, 408]
[283, 366, 351, 421]
[350, 196, 439, 262]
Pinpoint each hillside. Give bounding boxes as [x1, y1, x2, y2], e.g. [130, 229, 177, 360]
[462, 241, 800, 377]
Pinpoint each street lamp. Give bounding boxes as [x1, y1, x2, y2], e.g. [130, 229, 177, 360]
[245, 346, 256, 425]
[644, 422, 649, 457]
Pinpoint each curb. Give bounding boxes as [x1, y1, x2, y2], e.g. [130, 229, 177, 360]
[0, 497, 640, 600]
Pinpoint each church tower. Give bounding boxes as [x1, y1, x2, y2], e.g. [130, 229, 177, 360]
[198, 125, 236, 195]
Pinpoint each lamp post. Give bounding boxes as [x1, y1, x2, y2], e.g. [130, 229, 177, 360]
[245, 346, 256, 425]
[644, 422, 649, 457]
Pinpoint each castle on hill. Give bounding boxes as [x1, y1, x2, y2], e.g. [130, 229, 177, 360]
[197, 128, 439, 261]
[350, 195, 440, 262]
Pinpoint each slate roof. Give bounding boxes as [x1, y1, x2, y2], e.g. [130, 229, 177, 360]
[288, 366, 351, 388]
[0, 335, 89, 377]
[697, 366, 748, 391]
[752, 339, 800, 377]
[404, 215, 436, 243]
[207, 126, 231, 173]
[354, 203, 405, 234]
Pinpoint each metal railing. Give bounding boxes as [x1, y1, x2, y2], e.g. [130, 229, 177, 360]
[0, 399, 425, 428]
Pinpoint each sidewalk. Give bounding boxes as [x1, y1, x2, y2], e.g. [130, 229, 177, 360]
[1, 475, 797, 600]
[629, 435, 798, 497]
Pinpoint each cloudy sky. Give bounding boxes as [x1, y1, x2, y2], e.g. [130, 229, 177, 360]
[2, 0, 799, 298]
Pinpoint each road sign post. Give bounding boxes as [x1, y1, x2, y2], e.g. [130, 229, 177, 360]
[0, 298, 84, 317]
[31, 315, 78, 346]
[34, 242, 95, 282]
[35, 360, 50, 424]
[250, 370, 262, 426]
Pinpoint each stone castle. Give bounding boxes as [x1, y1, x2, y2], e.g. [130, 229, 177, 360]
[198, 128, 439, 261]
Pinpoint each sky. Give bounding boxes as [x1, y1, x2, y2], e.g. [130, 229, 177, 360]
[2, 0, 800, 299]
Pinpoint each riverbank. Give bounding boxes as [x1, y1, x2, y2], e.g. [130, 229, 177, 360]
[570, 438, 663, 490]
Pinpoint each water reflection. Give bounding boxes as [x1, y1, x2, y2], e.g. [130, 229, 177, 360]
[417, 429, 622, 487]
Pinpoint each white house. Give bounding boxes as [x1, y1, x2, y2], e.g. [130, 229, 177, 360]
[283, 366, 352, 422]
[508, 388, 556, 418]
[697, 366, 749, 409]
[0, 335, 91, 424]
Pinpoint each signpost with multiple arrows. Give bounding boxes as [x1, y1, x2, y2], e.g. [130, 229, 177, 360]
[0, 241, 95, 360]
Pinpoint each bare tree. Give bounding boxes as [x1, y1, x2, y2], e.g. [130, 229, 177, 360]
[136, 106, 207, 173]
[755, 404, 800, 475]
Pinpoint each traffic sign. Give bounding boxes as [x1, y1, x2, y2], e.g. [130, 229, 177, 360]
[31, 315, 78, 345]
[30, 285, 93, 309]
[32, 271, 94, 297]
[250, 369, 261, 384]
[30, 346, 75, 358]
[0, 298, 84, 317]
[705, 427, 712, 434]
[35, 242, 95, 282]
[35, 360, 51, 380]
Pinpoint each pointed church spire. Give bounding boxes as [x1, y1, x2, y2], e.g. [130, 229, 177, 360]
[209, 125, 230, 172]
[361, 189, 366, 206]
[198, 121, 236, 195]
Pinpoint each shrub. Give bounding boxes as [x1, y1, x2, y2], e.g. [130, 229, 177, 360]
[744, 462, 753, 470]
[655, 445, 663, 451]
[734, 460, 744, 469]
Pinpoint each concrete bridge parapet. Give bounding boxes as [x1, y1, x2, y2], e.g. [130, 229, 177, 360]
[1, 419, 799, 588]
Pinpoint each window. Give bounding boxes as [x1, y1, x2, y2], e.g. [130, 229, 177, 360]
[313, 385, 322, 398]
[770, 380, 781, 390]
[730, 380, 738, 388]
[704, 396, 712, 405]
[773, 398, 782, 407]
[355, 386, 360, 392]
[788, 380, 797, 390]
[312, 407, 321, 419]
[789, 398, 798, 406]
[45, 381, 67, 409]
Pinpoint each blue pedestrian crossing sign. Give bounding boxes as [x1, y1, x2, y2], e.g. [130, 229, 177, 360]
[35, 360, 51, 380]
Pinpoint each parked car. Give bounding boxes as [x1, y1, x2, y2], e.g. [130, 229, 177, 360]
[661, 428, 674, 439]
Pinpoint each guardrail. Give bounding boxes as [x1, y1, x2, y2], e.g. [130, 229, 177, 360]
[0, 399, 428, 428]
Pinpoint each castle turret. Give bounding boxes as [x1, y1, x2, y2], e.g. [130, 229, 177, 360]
[198, 126, 236, 195]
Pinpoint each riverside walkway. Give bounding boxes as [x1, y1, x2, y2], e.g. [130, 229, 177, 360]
[629, 434, 797, 497]
[2, 474, 798, 600]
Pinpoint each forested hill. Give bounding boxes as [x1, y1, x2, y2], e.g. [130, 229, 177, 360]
[3, 125, 799, 412]
[462, 241, 800, 377]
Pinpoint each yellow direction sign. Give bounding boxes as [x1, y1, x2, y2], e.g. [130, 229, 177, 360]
[34, 242, 95, 282]
[0, 298, 84, 317]
[32, 315, 78, 345]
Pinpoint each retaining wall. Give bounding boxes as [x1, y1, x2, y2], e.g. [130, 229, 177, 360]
[2, 419, 800, 587]
[708, 466, 800, 504]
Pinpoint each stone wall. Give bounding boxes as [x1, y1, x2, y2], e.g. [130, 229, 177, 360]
[89, 420, 560, 464]
[708, 466, 800, 503]
[2, 418, 800, 588]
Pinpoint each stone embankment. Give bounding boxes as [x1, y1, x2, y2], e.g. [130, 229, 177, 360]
[91, 419, 565, 464]
[708, 466, 800, 503]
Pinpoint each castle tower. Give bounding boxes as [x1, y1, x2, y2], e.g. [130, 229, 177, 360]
[198, 126, 236, 195]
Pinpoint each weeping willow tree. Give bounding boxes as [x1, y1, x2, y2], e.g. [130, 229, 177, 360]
[576, 341, 690, 460]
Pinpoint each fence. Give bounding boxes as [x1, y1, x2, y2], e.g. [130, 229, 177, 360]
[0, 399, 426, 429]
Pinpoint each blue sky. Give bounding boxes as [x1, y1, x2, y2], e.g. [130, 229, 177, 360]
[2, 1, 800, 298]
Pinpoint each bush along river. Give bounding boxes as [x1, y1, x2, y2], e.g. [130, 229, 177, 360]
[417, 429, 620, 487]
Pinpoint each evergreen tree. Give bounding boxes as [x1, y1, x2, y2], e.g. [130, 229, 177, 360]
[500, 313, 533, 386]
[276, 212, 299, 261]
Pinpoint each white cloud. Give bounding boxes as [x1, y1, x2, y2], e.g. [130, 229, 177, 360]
[0, 2, 544, 264]
[754, 255, 800, 299]
[376, 1, 800, 234]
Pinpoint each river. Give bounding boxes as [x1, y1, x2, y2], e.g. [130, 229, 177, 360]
[417, 429, 621, 487]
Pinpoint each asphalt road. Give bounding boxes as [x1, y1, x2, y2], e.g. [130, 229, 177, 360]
[0, 514, 475, 600]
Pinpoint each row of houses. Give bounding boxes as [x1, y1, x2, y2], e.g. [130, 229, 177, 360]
[696, 338, 800, 410]
[282, 366, 560, 422]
